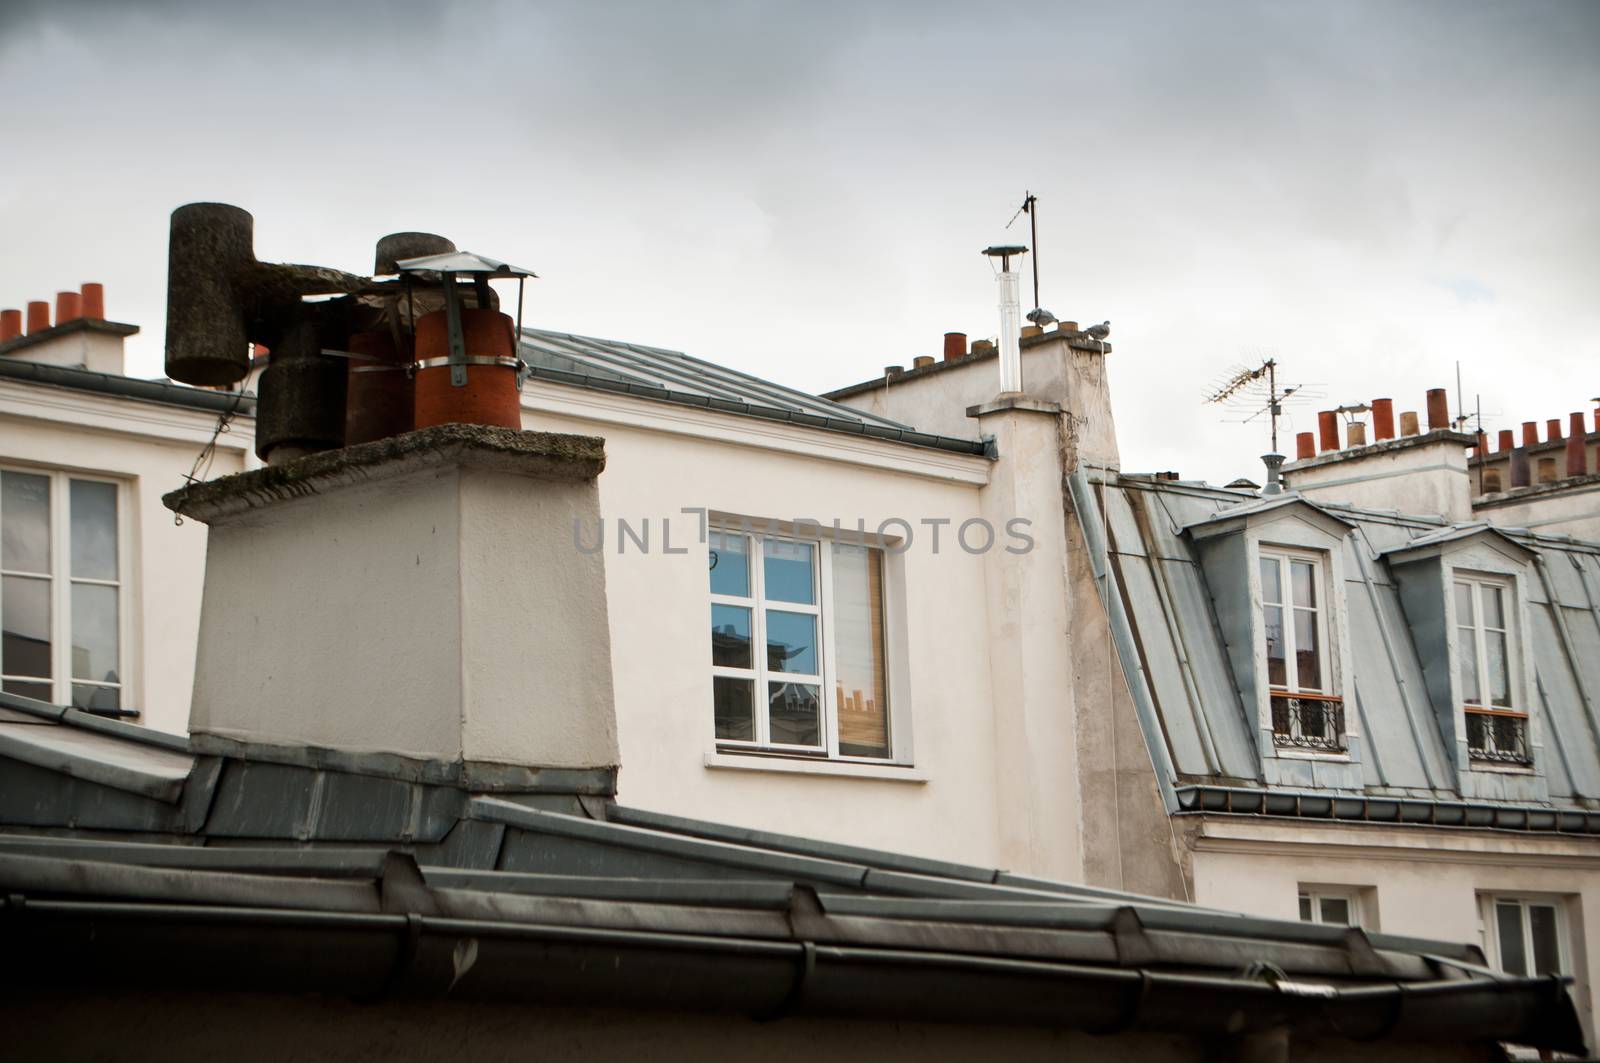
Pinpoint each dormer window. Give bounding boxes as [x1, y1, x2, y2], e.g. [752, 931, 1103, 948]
[1455, 575, 1529, 765]
[1261, 549, 1344, 752]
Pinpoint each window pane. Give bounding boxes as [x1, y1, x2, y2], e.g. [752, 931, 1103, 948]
[1496, 902, 1527, 976]
[71, 684, 120, 713]
[1260, 558, 1282, 606]
[2, 679, 52, 702]
[766, 610, 817, 675]
[1486, 631, 1511, 708]
[1264, 605, 1286, 687]
[70, 480, 118, 581]
[1294, 609, 1320, 690]
[709, 530, 749, 598]
[1291, 560, 1316, 609]
[1, 471, 51, 573]
[713, 676, 754, 741]
[2, 574, 52, 679]
[768, 681, 820, 746]
[762, 539, 814, 604]
[832, 543, 890, 759]
[1482, 585, 1505, 629]
[1319, 896, 1351, 926]
[1454, 581, 1475, 626]
[1529, 905, 1560, 975]
[1458, 626, 1481, 705]
[70, 583, 119, 684]
[1298, 894, 1313, 922]
[710, 604, 752, 669]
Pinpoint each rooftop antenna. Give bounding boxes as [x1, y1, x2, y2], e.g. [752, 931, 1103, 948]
[1203, 356, 1319, 495]
[1007, 191, 1056, 327]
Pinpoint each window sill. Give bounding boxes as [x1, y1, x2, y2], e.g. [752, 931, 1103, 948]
[1273, 748, 1353, 762]
[1469, 759, 1538, 776]
[704, 751, 927, 783]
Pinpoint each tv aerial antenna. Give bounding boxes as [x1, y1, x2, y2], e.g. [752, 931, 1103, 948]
[1203, 356, 1320, 454]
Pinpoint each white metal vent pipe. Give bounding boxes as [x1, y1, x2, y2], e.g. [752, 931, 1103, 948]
[997, 268, 1022, 393]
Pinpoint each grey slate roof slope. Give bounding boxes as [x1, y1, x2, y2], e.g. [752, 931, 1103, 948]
[0, 690, 1581, 1050]
[1070, 469, 1600, 830]
[518, 327, 987, 455]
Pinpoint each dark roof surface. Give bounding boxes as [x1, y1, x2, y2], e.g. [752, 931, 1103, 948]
[518, 327, 987, 456]
[0, 689, 1583, 1049]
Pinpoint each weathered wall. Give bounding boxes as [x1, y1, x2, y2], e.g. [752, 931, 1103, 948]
[1474, 477, 1600, 540]
[3, 992, 1505, 1063]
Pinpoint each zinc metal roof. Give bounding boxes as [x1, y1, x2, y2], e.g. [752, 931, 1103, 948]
[1073, 472, 1600, 816]
[517, 327, 987, 456]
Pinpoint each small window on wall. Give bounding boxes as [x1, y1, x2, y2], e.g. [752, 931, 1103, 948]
[1482, 896, 1564, 977]
[1, 468, 124, 714]
[1455, 576, 1530, 766]
[709, 526, 892, 761]
[1261, 549, 1344, 752]
[1298, 888, 1359, 927]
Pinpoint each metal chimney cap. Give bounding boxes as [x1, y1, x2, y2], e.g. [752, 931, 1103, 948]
[981, 244, 1028, 258]
[394, 251, 538, 279]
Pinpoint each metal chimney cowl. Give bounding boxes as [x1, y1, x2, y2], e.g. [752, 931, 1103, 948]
[164, 424, 620, 777]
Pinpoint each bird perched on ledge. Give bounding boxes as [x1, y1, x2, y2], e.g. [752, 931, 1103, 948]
[1026, 307, 1057, 327]
[1085, 320, 1111, 341]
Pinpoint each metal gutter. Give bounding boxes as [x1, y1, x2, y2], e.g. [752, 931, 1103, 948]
[1067, 468, 1181, 813]
[2, 895, 1582, 1048]
[0, 357, 255, 415]
[1174, 784, 1600, 833]
[519, 363, 987, 456]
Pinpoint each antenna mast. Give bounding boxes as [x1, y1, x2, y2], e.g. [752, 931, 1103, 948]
[1006, 191, 1041, 312]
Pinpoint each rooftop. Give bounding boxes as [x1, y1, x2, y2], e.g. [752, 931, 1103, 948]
[0, 687, 1580, 1049]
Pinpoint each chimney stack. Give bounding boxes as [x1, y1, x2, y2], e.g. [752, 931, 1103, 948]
[1510, 446, 1531, 488]
[1426, 388, 1449, 430]
[1371, 398, 1395, 441]
[0, 309, 20, 343]
[26, 300, 49, 334]
[167, 425, 620, 774]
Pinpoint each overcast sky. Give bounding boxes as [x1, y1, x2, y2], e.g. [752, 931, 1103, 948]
[1, 0, 1595, 483]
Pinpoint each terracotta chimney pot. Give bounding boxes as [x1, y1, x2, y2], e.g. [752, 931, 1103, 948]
[79, 282, 104, 320]
[1567, 413, 1587, 477]
[1399, 411, 1420, 436]
[1547, 418, 1562, 442]
[0, 309, 20, 343]
[1425, 388, 1449, 430]
[1295, 432, 1315, 460]
[26, 300, 49, 334]
[1522, 421, 1539, 447]
[912, 355, 934, 369]
[1347, 422, 1368, 447]
[1317, 410, 1339, 452]
[55, 291, 81, 325]
[1371, 398, 1395, 441]
[942, 332, 967, 362]
[1020, 324, 1043, 339]
[1497, 429, 1514, 453]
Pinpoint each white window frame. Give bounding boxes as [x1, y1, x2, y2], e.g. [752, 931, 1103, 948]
[0, 464, 130, 714]
[1298, 887, 1362, 928]
[1454, 574, 1518, 711]
[1259, 548, 1332, 696]
[1479, 893, 1567, 977]
[709, 524, 895, 763]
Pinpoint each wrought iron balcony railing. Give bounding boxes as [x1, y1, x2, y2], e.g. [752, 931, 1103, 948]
[1466, 710, 1532, 765]
[1271, 693, 1345, 753]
